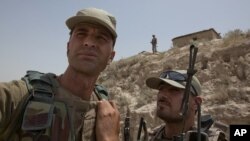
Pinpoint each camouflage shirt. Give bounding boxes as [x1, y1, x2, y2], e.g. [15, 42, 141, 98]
[148, 123, 228, 141]
[0, 78, 101, 141]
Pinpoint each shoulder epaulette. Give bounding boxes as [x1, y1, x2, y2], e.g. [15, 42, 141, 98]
[22, 70, 56, 102]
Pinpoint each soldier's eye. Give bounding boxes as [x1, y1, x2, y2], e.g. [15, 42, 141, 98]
[97, 35, 108, 41]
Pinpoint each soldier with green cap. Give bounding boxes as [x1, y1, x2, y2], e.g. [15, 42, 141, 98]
[145, 70, 228, 141]
[0, 7, 120, 141]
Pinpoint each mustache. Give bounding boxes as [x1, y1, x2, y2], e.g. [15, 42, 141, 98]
[157, 96, 171, 106]
[76, 48, 99, 57]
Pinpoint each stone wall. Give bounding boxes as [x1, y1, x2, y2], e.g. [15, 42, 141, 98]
[172, 28, 221, 47]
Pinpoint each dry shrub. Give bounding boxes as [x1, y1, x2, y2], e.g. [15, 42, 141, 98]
[135, 89, 156, 108]
[169, 46, 181, 55]
[157, 52, 166, 60]
[120, 82, 131, 91]
[222, 53, 231, 62]
[227, 87, 250, 102]
[246, 29, 250, 38]
[101, 79, 116, 91]
[211, 86, 229, 104]
[197, 71, 211, 83]
[120, 69, 130, 78]
[222, 29, 244, 47]
[222, 29, 250, 47]
[224, 29, 244, 38]
[110, 89, 132, 110]
[116, 59, 127, 69]
[129, 57, 140, 67]
[118, 56, 140, 68]
[235, 63, 246, 81]
[136, 96, 148, 108]
[162, 62, 174, 71]
[135, 75, 145, 87]
[116, 94, 130, 108]
[212, 62, 230, 81]
[201, 55, 209, 70]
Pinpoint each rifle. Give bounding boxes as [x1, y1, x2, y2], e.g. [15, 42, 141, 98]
[179, 44, 198, 118]
[177, 44, 204, 141]
[124, 107, 130, 141]
[137, 117, 148, 141]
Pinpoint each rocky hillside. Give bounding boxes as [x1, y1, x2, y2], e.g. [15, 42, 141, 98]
[97, 29, 250, 140]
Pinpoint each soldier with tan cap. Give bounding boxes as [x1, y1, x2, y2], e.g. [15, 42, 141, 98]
[0, 8, 120, 141]
[146, 70, 228, 141]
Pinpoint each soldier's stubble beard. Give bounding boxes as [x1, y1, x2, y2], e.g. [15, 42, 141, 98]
[157, 112, 183, 123]
[157, 107, 191, 123]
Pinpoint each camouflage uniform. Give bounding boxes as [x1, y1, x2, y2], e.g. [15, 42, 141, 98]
[0, 76, 101, 141]
[148, 122, 228, 141]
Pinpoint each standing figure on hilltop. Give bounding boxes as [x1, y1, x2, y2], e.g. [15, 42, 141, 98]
[151, 34, 157, 54]
[145, 70, 228, 141]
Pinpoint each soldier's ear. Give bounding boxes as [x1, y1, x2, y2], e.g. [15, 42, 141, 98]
[194, 96, 202, 107]
[108, 51, 115, 65]
[67, 42, 69, 55]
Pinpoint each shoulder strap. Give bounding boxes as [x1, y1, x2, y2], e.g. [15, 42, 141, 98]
[22, 70, 56, 102]
[94, 84, 109, 100]
[201, 114, 214, 132]
[21, 71, 56, 131]
[148, 124, 165, 141]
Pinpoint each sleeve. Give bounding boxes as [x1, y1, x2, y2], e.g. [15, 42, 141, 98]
[0, 80, 28, 130]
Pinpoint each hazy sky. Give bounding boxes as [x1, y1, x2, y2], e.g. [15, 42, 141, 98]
[1, 0, 250, 81]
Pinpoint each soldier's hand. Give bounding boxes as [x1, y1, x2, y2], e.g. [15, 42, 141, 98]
[96, 100, 120, 141]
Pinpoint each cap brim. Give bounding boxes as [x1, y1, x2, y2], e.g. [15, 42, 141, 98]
[146, 77, 185, 90]
[66, 16, 117, 38]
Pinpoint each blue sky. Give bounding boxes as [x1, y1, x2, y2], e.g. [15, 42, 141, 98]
[1, 0, 250, 81]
